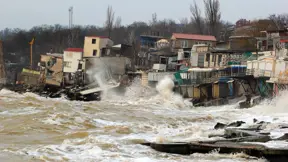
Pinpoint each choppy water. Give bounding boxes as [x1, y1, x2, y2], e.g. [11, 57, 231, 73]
[0, 78, 288, 162]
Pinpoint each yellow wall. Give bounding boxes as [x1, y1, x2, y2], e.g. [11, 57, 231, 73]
[213, 83, 219, 98]
[83, 37, 114, 57]
[83, 37, 100, 57]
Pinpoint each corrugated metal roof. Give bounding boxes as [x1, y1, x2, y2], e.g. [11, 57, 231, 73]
[172, 33, 216, 41]
[64, 48, 83, 52]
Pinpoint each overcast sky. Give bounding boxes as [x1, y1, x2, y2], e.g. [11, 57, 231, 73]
[1, 0, 287, 30]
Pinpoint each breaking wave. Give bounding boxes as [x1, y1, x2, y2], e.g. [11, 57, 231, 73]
[1, 76, 288, 162]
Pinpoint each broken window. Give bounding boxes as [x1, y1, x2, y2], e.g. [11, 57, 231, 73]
[93, 50, 97, 56]
[92, 39, 96, 44]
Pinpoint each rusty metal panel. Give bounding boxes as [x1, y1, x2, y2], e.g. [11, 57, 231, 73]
[213, 83, 219, 98]
[19, 69, 41, 85]
[193, 87, 200, 99]
[45, 58, 63, 87]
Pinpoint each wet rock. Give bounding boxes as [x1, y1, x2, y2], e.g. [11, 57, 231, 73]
[214, 121, 246, 130]
[276, 133, 288, 141]
[244, 124, 263, 131]
[253, 118, 258, 123]
[280, 124, 288, 129]
[258, 121, 266, 125]
[214, 122, 227, 130]
[224, 128, 265, 138]
[208, 134, 225, 138]
[227, 121, 246, 127]
[142, 141, 288, 162]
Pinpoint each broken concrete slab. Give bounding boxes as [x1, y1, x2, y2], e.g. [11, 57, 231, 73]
[143, 141, 288, 162]
[213, 121, 246, 130]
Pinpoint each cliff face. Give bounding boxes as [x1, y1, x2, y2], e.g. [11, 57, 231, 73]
[0, 41, 6, 84]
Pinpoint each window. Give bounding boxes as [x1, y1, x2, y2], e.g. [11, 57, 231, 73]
[78, 63, 82, 70]
[93, 50, 97, 56]
[160, 57, 167, 64]
[212, 55, 216, 62]
[181, 40, 188, 48]
[206, 53, 210, 62]
[92, 39, 96, 44]
[218, 55, 222, 66]
[64, 61, 71, 68]
[184, 52, 190, 58]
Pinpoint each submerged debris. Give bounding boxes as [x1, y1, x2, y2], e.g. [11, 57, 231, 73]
[142, 119, 288, 162]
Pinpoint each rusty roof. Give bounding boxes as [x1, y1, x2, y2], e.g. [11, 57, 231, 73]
[64, 48, 83, 52]
[172, 33, 216, 41]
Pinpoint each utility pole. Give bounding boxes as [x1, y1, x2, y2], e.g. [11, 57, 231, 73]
[68, 6, 74, 47]
[29, 38, 35, 69]
[69, 6, 73, 29]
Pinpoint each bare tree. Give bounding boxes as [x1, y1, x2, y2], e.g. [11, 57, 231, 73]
[105, 5, 115, 38]
[126, 30, 136, 45]
[114, 16, 122, 28]
[180, 18, 189, 25]
[126, 30, 137, 68]
[219, 21, 234, 41]
[269, 14, 288, 30]
[204, 0, 221, 37]
[150, 13, 158, 27]
[190, 0, 204, 34]
[178, 18, 189, 33]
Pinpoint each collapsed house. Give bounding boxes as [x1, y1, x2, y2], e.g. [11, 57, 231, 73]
[15, 36, 133, 100]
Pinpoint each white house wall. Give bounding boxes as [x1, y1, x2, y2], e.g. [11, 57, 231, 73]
[63, 51, 82, 73]
[190, 51, 198, 67]
[247, 61, 252, 70]
[85, 57, 128, 76]
[148, 72, 175, 82]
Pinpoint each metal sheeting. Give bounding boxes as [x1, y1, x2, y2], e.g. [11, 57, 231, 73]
[212, 83, 219, 98]
[213, 79, 234, 98]
[188, 68, 213, 72]
[193, 87, 207, 99]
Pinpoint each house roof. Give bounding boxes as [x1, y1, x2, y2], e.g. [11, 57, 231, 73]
[64, 48, 83, 52]
[86, 36, 109, 39]
[280, 39, 288, 43]
[46, 53, 63, 58]
[172, 33, 217, 41]
[140, 35, 166, 39]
